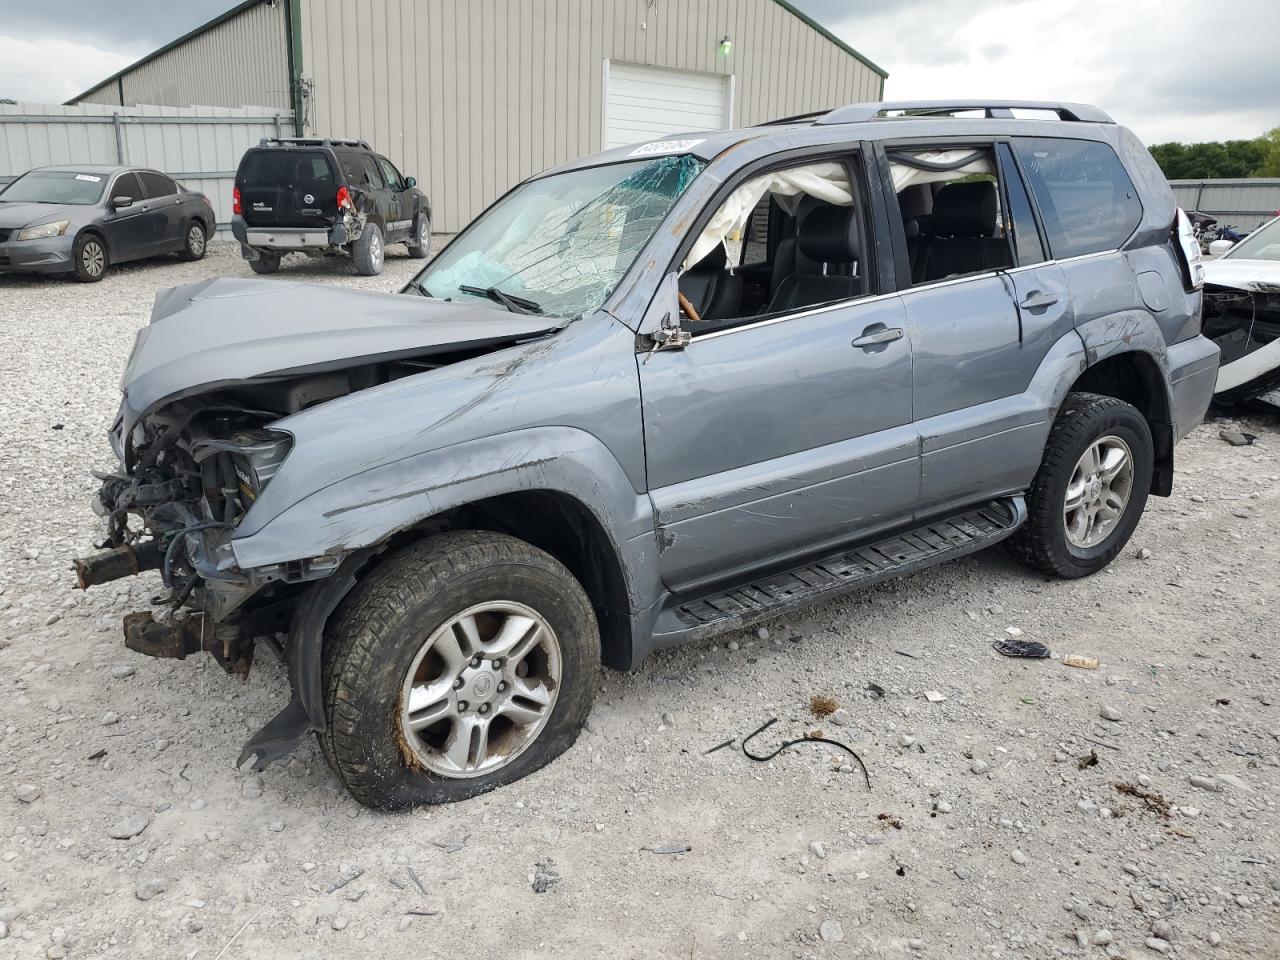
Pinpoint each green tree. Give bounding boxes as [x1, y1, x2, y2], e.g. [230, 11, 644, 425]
[1254, 128, 1280, 177]
[1148, 133, 1273, 179]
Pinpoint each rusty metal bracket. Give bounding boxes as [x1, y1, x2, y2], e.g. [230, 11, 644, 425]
[122, 611, 253, 678]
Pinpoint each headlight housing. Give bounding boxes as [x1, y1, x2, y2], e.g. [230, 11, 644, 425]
[17, 220, 71, 241]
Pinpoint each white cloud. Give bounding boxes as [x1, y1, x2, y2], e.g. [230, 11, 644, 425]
[800, 0, 1279, 144]
[0, 34, 136, 104]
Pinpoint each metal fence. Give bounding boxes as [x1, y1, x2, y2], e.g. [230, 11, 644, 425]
[1169, 178, 1280, 233]
[0, 102, 294, 233]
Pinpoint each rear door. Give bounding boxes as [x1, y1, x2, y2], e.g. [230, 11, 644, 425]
[136, 170, 184, 252]
[237, 149, 337, 228]
[376, 156, 412, 240]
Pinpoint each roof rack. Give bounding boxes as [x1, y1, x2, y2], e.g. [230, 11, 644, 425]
[257, 136, 373, 149]
[815, 100, 1113, 125]
[753, 109, 834, 127]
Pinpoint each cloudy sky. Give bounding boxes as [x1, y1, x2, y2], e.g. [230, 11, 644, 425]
[0, 0, 1275, 145]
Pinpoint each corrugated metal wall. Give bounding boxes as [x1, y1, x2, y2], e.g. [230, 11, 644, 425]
[1170, 179, 1280, 232]
[300, 0, 886, 232]
[75, 0, 290, 110]
[0, 102, 293, 231]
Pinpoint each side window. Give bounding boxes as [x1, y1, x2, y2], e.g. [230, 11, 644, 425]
[109, 172, 142, 204]
[886, 146, 1013, 285]
[137, 171, 177, 198]
[376, 157, 404, 190]
[996, 143, 1045, 265]
[1013, 137, 1142, 259]
[360, 156, 385, 189]
[677, 157, 868, 334]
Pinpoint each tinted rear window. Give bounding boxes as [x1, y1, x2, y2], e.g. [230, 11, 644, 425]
[1014, 137, 1142, 259]
[238, 150, 335, 187]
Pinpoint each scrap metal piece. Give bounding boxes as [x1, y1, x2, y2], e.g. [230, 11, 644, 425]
[741, 717, 871, 790]
[122, 611, 253, 677]
[74, 540, 163, 589]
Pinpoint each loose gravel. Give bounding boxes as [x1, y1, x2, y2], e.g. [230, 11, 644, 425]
[1, 243, 1278, 958]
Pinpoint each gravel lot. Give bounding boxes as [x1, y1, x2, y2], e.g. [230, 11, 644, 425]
[1, 242, 1278, 959]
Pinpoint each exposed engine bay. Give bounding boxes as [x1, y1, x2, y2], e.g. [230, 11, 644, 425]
[1204, 279, 1280, 406]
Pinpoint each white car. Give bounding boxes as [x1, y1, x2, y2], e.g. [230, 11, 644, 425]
[1202, 214, 1280, 407]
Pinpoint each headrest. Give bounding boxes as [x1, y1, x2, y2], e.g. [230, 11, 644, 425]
[797, 204, 859, 263]
[928, 180, 998, 238]
[688, 242, 729, 272]
[897, 184, 933, 221]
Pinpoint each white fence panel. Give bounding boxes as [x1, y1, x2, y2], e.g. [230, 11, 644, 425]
[0, 102, 294, 233]
[1170, 178, 1280, 233]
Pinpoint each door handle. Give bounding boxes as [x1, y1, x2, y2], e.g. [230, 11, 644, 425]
[1019, 290, 1059, 311]
[851, 325, 904, 349]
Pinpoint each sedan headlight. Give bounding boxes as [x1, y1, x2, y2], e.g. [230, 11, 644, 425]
[17, 220, 70, 241]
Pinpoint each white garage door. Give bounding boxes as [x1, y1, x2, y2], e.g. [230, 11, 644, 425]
[604, 62, 730, 150]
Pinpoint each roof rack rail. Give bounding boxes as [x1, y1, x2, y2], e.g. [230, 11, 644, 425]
[753, 109, 834, 127]
[815, 100, 1113, 125]
[258, 136, 374, 149]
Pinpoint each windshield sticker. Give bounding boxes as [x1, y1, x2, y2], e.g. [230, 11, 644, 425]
[628, 138, 705, 158]
[75, 174, 102, 182]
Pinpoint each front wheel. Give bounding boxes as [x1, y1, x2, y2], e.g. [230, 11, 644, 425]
[72, 234, 108, 282]
[320, 531, 600, 809]
[179, 220, 207, 261]
[406, 214, 431, 259]
[1010, 392, 1153, 579]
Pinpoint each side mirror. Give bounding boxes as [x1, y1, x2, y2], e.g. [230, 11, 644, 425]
[111, 196, 133, 210]
[1208, 238, 1234, 257]
[404, 176, 417, 189]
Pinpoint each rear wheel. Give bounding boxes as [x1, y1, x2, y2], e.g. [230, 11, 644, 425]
[248, 251, 280, 275]
[352, 222, 384, 275]
[179, 220, 207, 261]
[320, 531, 599, 809]
[72, 234, 107, 283]
[406, 214, 431, 259]
[1010, 392, 1153, 578]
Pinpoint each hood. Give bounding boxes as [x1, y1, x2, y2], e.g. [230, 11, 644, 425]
[1203, 258, 1280, 293]
[0, 201, 82, 230]
[119, 278, 560, 429]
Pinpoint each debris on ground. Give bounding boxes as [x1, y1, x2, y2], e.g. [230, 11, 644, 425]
[1219, 429, 1258, 446]
[741, 717, 870, 790]
[865, 682, 885, 698]
[876, 812, 903, 830]
[641, 843, 692, 855]
[532, 860, 561, 893]
[1061, 654, 1100, 670]
[993, 638, 1051, 659]
[1078, 750, 1100, 770]
[1114, 781, 1171, 819]
[809, 694, 838, 718]
[923, 690, 946, 702]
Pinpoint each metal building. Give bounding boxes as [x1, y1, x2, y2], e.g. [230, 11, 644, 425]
[68, 0, 887, 232]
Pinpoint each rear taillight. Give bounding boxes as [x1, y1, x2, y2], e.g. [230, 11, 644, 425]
[1173, 208, 1204, 292]
[336, 186, 353, 212]
[232, 186, 242, 215]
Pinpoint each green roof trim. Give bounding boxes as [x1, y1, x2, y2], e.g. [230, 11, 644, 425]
[770, 0, 889, 80]
[66, 0, 269, 105]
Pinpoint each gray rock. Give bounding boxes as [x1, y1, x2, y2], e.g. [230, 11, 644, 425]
[907, 939, 925, 951]
[1076, 798, 1098, 815]
[1011, 849, 1028, 865]
[755, 627, 769, 641]
[899, 734, 916, 748]
[1145, 937, 1170, 954]
[809, 840, 827, 860]
[1137, 547, 1153, 560]
[828, 708, 852, 727]
[661, 712, 675, 727]
[0, 920, 7, 939]
[134, 878, 172, 901]
[970, 759, 990, 775]
[1100, 705, 1123, 722]
[1189, 775, 1219, 792]
[1215, 773, 1252, 793]
[726, 640, 740, 652]
[1151, 919, 1173, 942]
[331, 916, 349, 931]
[101, 711, 120, 726]
[15, 783, 40, 803]
[107, 813, 150, 840]
[241, 779, 263, 799]
[818, 920, 844, 943]
[110, 664, 135, 680]
[1208, 931, 1221, 947]
[1092, 929, 1113, 946]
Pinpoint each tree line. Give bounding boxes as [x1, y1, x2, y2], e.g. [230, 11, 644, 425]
[1149, 128, 1280, 180]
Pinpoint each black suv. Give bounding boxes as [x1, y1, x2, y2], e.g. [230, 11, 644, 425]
[230, 138, 431, 276]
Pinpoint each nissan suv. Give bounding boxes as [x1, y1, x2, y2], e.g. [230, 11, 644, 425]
[77, 100, 1218, 809]
[230, 137, 431, 275]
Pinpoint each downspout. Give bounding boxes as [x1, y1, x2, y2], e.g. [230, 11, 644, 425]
[284, 0, 305, 135]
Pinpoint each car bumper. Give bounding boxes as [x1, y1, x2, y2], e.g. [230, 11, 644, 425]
[232, 215, 348, 257]
[1167, 334, 1221, 443]
[0, 235, 75, 274]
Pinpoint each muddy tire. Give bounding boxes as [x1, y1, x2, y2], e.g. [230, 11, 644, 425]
[406, 214, 430, 259]
[319, 531, 599, 809]
[179, 220, 207, 261]
[248, 251, 280, 275]
[72, 233, 108, 282]
[352, 222, 384, 275]
[1010, 392, 1153, 579]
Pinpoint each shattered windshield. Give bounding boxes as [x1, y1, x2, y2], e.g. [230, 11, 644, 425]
[409, 155, 703, 318]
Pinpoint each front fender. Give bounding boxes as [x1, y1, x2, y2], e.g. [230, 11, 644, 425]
[231, 425, 659, 605]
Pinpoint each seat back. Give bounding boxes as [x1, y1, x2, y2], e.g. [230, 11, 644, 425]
[766, 205, 861, 313]
[916, 180, 1011, 282]
[679, 243, 742, 323]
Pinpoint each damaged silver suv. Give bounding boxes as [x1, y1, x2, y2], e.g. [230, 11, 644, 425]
[77, 100, 1219, 809]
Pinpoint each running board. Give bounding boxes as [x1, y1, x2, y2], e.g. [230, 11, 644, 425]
[651, 497, 1026, 646]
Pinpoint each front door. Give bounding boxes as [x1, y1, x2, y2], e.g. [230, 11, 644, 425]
[376, 157, 411, 240]
[640, 290, 916, 593]
[101, 172, 152, 262]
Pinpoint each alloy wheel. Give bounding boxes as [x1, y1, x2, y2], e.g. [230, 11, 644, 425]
[1063, 435, 1134, 548]
[82, 241, 105, 277]
[187, 224, 205, 256]
[398, 601, 561, 778]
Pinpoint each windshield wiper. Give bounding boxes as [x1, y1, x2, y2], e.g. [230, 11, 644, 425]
[458, 284, 543, 315]
[405, 278, 434, 297]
